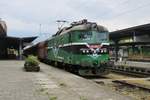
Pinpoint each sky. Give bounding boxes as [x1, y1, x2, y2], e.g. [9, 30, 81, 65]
[1, 0, 150, 42]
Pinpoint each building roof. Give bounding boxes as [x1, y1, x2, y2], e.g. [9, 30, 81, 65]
[0, 36, 37, 49]
[109, 23, 150, 40]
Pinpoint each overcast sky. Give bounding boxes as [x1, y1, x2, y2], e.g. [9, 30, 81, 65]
[1, 0, 150, 42]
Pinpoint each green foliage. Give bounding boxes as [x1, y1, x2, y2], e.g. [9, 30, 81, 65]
[24, 55, 40, 72]
[49, 96, 57, 100]
[25, 55, 39, 66]
[59, 82, 67, 87]
[80, 96, 87, 100]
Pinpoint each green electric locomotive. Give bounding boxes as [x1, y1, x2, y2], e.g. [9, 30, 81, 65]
[47, 19, 110, 76]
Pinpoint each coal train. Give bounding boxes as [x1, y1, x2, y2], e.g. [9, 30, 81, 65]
[24, 19, 110, 76]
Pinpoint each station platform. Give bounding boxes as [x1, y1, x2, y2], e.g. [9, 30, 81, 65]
[0, 60, 133, 100]
[112, 61, 150, 75]
[115, 61, 150, 69]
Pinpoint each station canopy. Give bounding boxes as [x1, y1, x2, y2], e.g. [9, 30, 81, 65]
[0, 36, 37, 49]
[109, 23, 150, 40]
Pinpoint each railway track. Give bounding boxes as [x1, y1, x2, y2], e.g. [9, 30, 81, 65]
[92, 77, 150, 91]
[112, 79, 150, 91]
[87, 73, 150, 100]
[110, 69, 150, 77]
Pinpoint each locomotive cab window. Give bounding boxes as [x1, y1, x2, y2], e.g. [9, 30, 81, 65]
[79, 32, 92, 40]
[97, 33, 108, 41]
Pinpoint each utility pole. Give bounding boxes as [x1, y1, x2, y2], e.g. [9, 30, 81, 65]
[39, 24, 42, 35]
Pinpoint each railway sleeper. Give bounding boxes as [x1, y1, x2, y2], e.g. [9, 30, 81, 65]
[112, 80, 150, 92]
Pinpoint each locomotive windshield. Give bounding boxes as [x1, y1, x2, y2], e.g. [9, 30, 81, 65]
[79, 31, 92, 40]
[97, 32, 108, 42]
[78, 31, 108, 42]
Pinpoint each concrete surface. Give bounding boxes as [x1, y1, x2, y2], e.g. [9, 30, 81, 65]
[0, 61, 49, 100]
[0, 60, 133, 100]
[38, 62, 133, 100]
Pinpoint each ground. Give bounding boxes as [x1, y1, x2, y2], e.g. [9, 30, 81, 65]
[0, 60, 133, 100]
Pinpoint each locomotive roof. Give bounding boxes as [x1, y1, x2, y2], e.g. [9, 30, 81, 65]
[53, 19, 108, 37]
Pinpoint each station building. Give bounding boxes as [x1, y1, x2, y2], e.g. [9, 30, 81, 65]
[0, 19, 37, 59]
[109, 23, 150, 62]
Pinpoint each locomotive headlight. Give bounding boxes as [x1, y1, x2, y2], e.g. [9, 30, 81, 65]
[82, 50, 85, 53]
[103, 48, 107, 53]
[100, 48, 107, 53]
[86, 50, 89, 53]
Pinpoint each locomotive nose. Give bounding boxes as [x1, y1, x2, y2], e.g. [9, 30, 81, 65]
[93, 60, 98, 66]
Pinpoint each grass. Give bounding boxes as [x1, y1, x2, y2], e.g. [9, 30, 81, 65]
[49, 96, 57, 100]
[38, 88, 49, 92]
[80, 96, 87, 100]
[59, 82, 67, 87]
[39, 88, 45, 92]
[45, 92, 57, 100]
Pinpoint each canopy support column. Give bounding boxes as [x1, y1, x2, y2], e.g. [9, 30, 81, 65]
[19, 38, 23, 60]
[115, 41, 119, 62]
